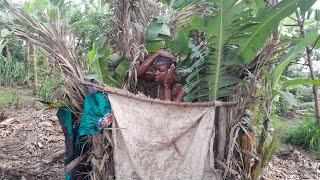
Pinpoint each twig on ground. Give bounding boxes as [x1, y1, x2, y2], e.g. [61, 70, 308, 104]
[42, 149, 65, 164]
[0, 118, 16, 127]
[0, 153, 20, 160]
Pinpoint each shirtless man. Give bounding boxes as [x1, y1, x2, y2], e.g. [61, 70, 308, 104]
[137, 50, 185, 102]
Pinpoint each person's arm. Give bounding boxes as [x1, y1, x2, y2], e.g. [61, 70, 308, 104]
[164, 65, 175, 101]
[164, 86, 172, 101]
[175, 89, 186, 102]
[137, 52, 159, 78]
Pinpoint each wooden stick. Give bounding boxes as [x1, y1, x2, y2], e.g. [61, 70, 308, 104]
[65, 154, 86, 173]
[102, 86, 237, 107]
[0, 118, 16, 126]
[216, 160, 239, 176]
[0, 153, 20, 160]
[43, 149, 65, 164]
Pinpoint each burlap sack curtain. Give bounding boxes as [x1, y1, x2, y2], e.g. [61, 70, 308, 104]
[107, 90, 220, 179]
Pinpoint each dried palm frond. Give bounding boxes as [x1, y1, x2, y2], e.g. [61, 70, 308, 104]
[1, 1, 86, 116]
[220, 41, 282, 179]
[114, 0, 163, 90]
[172, 4, 211, 29]
[115, 0, 161, 60]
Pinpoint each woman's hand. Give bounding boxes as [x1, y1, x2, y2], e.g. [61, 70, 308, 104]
[164, 64, 176, 87]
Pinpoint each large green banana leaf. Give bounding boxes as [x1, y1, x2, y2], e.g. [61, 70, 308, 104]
[234, 0, 316, 64]
[271, 28, 318, 90]
[186, 0, 249, 101]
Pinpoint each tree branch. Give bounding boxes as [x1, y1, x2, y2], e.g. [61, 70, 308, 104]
[311, 35, 320, 51]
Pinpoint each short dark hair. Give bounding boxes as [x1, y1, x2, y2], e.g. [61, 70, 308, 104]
[156, 56, 175, 68]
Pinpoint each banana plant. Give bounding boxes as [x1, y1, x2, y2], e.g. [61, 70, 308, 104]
[86, 39, 130, 88]
[180, 0, 316, 102]
[282, 78, 320, 88]
[145, 17, 171, 52]
[235, 0, 316, 63]
[183, 0, 256, 101]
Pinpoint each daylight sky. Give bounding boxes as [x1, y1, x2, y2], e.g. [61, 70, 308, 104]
[314, 1, 320, 9]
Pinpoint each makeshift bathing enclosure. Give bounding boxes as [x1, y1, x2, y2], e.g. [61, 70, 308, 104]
[58, 87, 248, 179]
[57, 86, 244, 179]
[77, 87, 245, 180]
[54, 84, 242, 179]
[108, 88, 237, 179]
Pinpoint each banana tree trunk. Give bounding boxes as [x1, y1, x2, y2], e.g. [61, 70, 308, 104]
[296, 10, 320, 126]
[257, 77, 272, 155]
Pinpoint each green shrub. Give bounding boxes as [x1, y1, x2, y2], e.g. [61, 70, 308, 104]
[286, 116, 320, 154]
[39, 78, 64, 102]
[269, 115, 297, 137]
[0, 90, 13, 105]
[0, 55, 24, 85]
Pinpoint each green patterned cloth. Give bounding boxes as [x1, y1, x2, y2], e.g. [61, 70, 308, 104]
[57, 92, 111, 180]
[79, 92, 112, 136]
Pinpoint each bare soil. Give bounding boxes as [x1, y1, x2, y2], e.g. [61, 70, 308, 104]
[263, 148, 320, 180]
[0, 87, 64, 180]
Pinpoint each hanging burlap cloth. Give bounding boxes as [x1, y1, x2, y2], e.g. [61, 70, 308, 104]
[105, 88, 227, 179]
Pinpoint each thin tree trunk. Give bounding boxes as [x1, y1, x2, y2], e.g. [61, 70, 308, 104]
[24, 42, 29, 85]
[5, 45, 11, 85]
[31, 44, 38, 95]
[296, 10, 320, 126]
[45, 56, 49, 82]
[306, 51, 320, 125]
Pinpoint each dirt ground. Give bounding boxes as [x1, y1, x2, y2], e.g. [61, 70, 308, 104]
[0, 86, 320, 180]
[0, 87, 64, 179]
[263, 148, 320, 180]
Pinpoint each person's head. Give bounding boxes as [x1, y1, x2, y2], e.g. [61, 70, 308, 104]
[154, 56, 175, 83]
